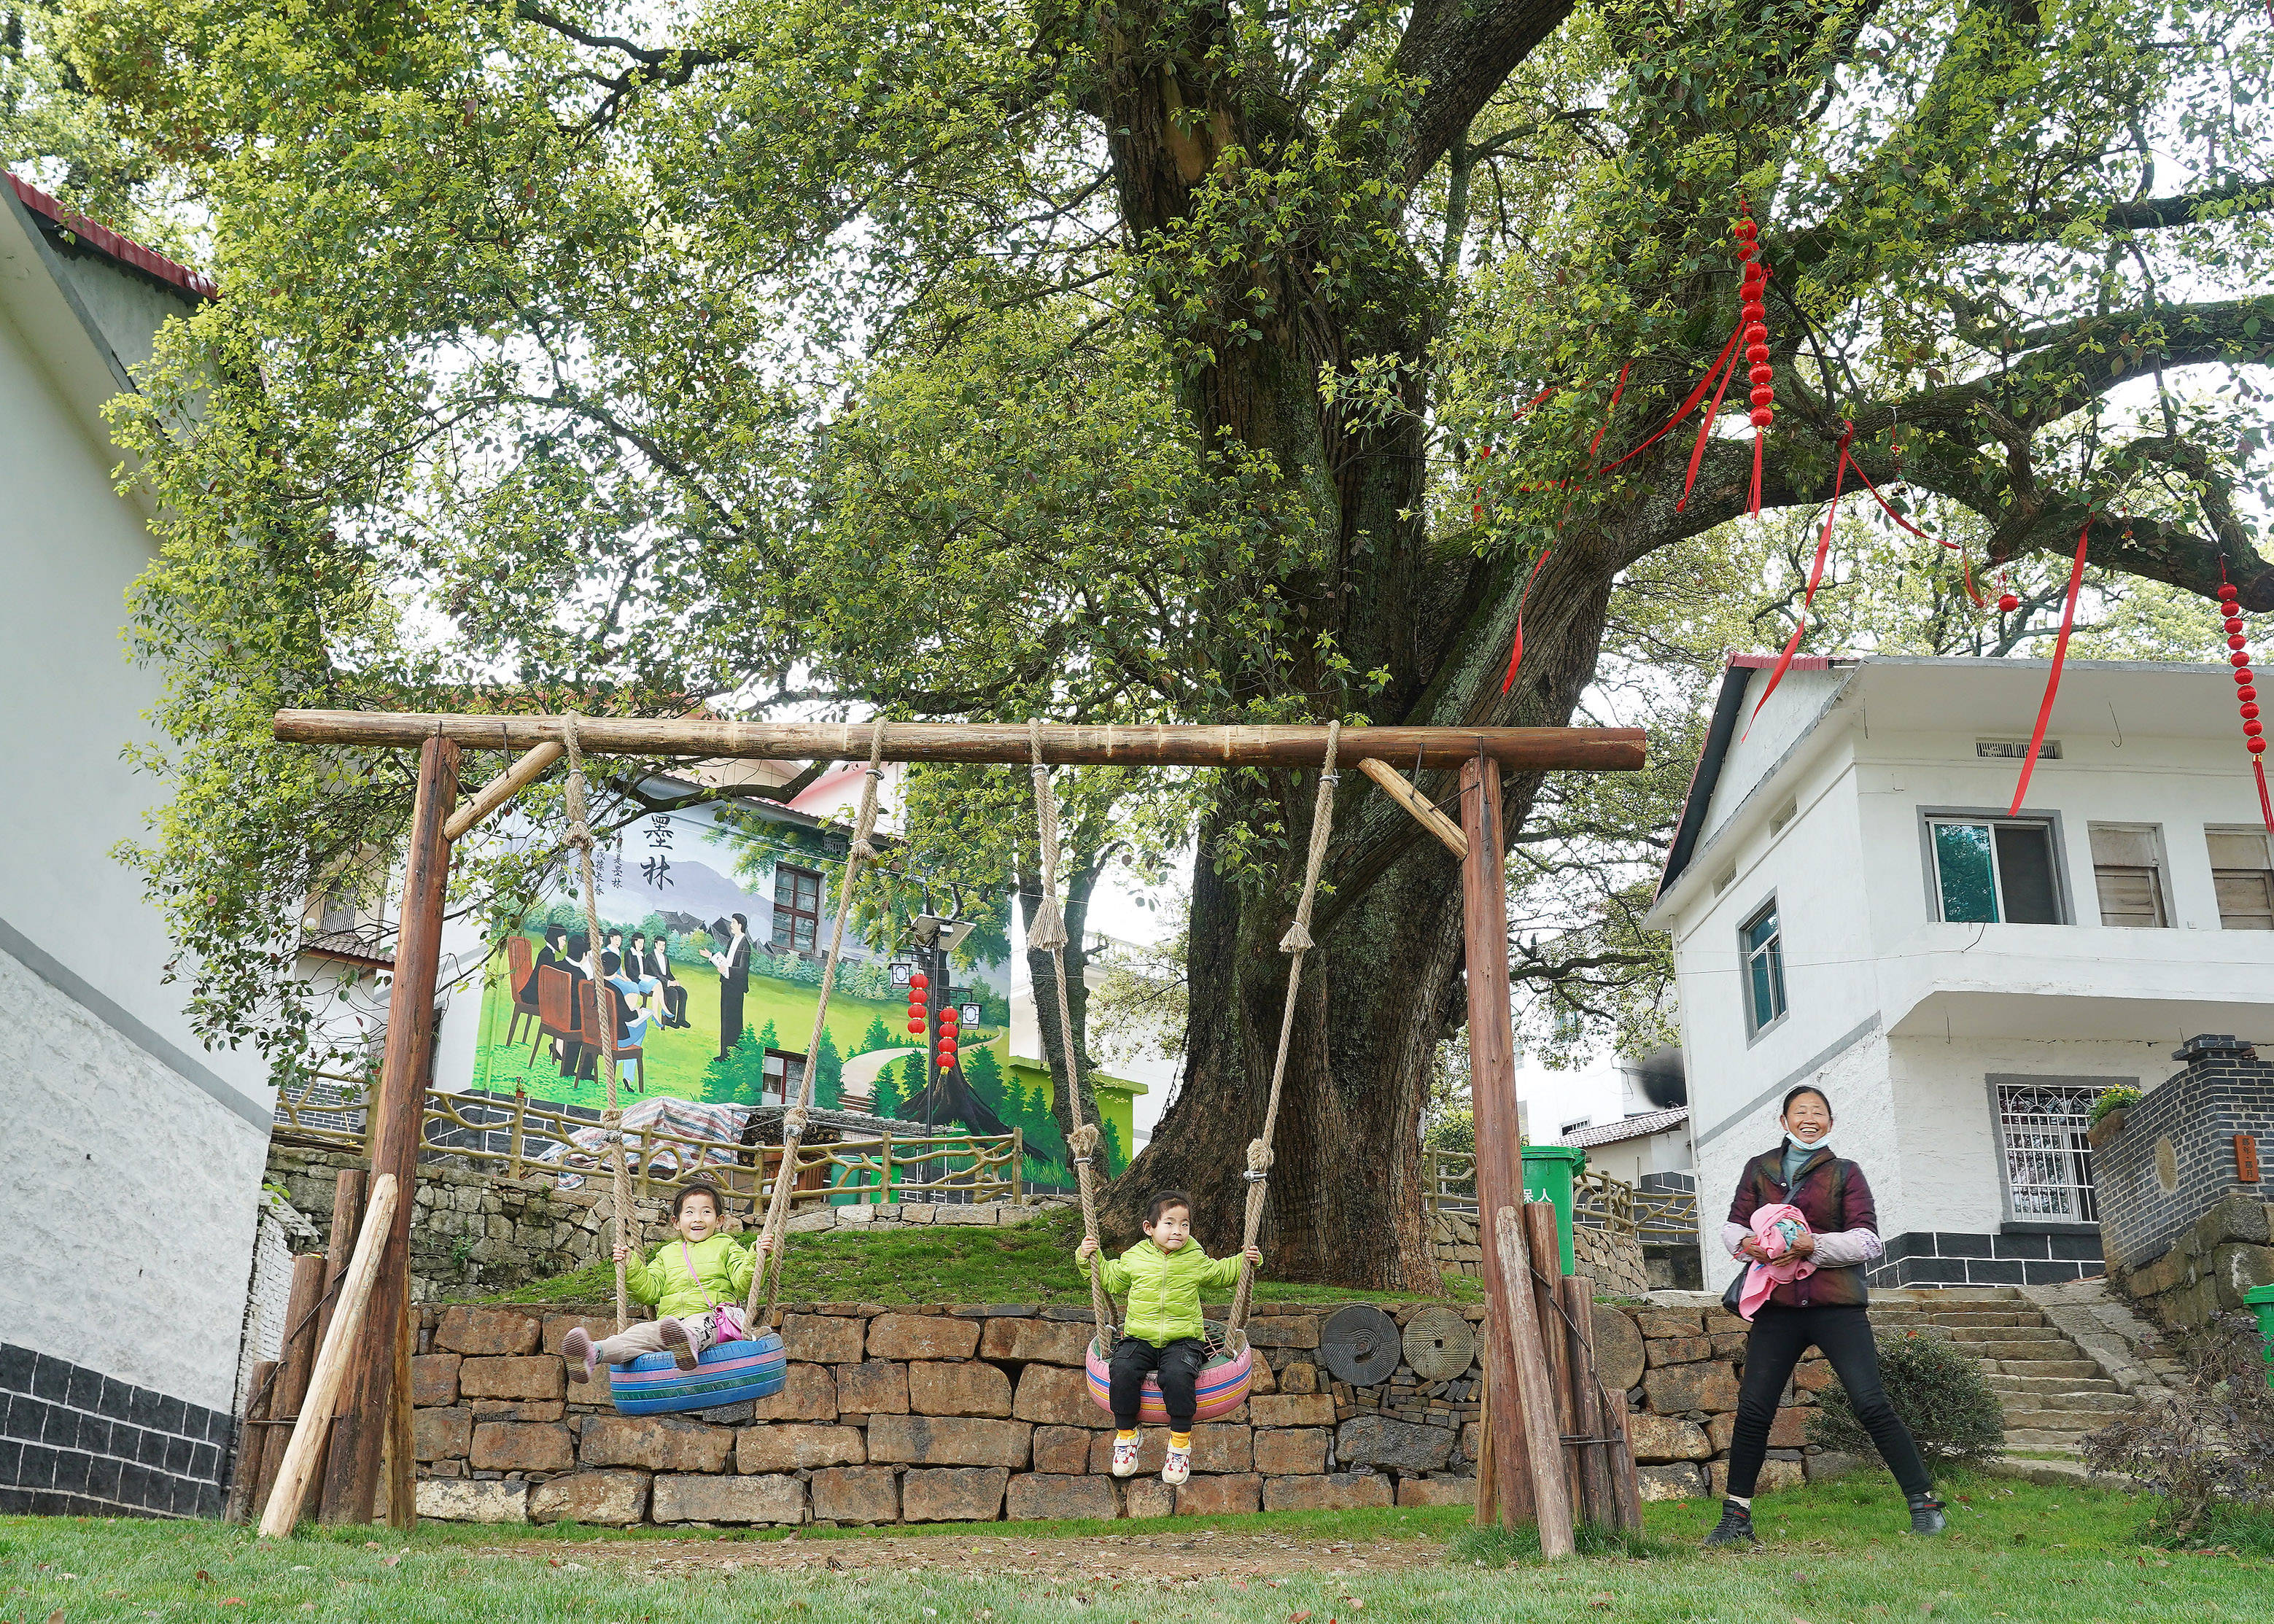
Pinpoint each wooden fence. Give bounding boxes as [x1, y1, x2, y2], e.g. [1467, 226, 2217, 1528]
[1424, 1148, 1699, 1242]
[273, 1081, 1024, 1208]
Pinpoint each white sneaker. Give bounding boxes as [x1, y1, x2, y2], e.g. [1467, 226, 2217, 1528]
[1162, 1441, 1191, 1486]
[1110, 1436, 1141, 1477]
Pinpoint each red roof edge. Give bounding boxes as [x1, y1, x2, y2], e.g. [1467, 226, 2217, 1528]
[6, 173, 217, 300]
[1727, 652, 1833, 672]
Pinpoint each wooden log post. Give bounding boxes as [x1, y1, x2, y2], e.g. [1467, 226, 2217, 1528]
[384, 1292, 416, 1528]
[1460, 755, 1535, 1527]
[314, 1170, 367, 1523]
[1491, 1205, 1576, 1558]
[258, 1174, 402, 1538]
[1602, 1380, 1645, 1534]
[224, 1360, 276, 1524]
[253, 1253, 326, 1518]
[1559, 1274, 1616, 1531]
[326, 737, 457, 1522]
[1524, 1201, 1583, 1518]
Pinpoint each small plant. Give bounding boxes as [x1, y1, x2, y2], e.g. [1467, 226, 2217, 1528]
[2090, 1085, 2142, 1127]
[450, 1236, 478, 1273]
[2083, 1310, 2274, 1542]
[1810, 1329, 2005, 1466]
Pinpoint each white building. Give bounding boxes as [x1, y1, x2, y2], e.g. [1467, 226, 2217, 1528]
[1645, 654, 2274, 1293]
[1, 176, 269, 1516]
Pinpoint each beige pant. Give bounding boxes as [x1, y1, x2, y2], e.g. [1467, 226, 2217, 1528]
[595, 1313, 723, 1366]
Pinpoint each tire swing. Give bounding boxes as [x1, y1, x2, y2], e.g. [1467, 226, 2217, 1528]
[586, 719, 885, 1415]
[1047, 722, 1343, 1425]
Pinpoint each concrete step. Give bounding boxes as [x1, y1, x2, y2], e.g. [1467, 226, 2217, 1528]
[1947, 1337, 2076, 1361]
[1986, 1358, 2104, 1380]
[1873, 1308, 2046, 1327]
[1871, 1287, 2027, 1303]
[2002, 1426, 2099, 1451]
[1984, 1372, 2125, 1396]
[1996, 1390, 2139, 1416]
[1942, 1324, 2065, 1343]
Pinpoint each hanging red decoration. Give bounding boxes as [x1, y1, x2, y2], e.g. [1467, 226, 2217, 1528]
[1736, 207, 1774, 516]
[909, 971, 929, 991]
[2009, 519, 2092, 815]
[2216, 577, 2274, 834]
[1743, 424, 1853, 738]
[907, 1018, 926, 1034]
[1499, 545, 1555, 694]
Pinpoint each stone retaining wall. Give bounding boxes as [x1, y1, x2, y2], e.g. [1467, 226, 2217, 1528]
[2108, 1192, 2274, 1331]
[1426, 1209, 1651, 1298]
[411, 1293, 1845, 1526]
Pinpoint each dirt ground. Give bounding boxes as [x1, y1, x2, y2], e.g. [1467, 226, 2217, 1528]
[477, 1530, 1448, 1590]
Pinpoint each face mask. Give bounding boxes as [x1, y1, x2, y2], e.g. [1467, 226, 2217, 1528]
[1789, 1123, 1829, 1146]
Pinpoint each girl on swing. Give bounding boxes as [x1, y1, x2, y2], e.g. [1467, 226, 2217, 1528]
[562, 1181, 753, 1380]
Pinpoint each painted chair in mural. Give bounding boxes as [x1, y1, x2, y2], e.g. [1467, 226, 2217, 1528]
[531, 964, 579, 1071]
[578, 979, 645, 1093]
[505, 934, 541, 1046]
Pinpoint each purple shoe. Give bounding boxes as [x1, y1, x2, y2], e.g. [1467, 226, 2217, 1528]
[562, 1327, 599, 1384]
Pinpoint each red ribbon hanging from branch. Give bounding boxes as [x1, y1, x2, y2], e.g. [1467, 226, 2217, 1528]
[2009, 519, 2092, 815]
[1743, 427, 1853, 739]
[1586, 362, 1632, 463]
[1677, 322, 1745, 512]
[1500, 545, 1555, 694]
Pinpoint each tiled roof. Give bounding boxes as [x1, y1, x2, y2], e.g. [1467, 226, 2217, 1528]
[6, 173, 217, 300]
[1561, 1106, 1689, 1149]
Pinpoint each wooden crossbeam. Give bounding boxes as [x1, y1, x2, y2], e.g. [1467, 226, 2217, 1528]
[273, 711, 1646, 772]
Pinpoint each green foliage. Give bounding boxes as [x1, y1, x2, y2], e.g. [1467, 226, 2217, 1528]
[2085, 1310, 2274, 1539]
[1811, 1329, 2006, 1466]
[700, 1030, 769, 1107]
[857, 1016, 892, 1057]
[2092, 1085, 2143, 1126]
[813, 1025, 843, 1110]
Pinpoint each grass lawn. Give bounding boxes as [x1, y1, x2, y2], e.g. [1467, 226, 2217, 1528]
[8, 1473, 2269, 1622]
[459, 1206, 1486, 1309]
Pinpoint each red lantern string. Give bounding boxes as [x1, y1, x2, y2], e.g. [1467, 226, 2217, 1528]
[1736, 207, 1774, 517]
[2217, 570, 2274, 834]
[2009, 518, 2092, 815]
[1500, 545, 1556, 694]
[1743, 424, 1854, 739]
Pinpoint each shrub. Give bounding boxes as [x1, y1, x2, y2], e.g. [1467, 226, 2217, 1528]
[1810, 1329, 2005, 1466]
[2090, 1085, 2142, 1127]
[2083, 1310, 2274, 1541]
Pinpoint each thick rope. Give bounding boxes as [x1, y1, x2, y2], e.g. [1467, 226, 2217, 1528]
[1031, 720, 1118, 1346]
[559, 712, 630, 1334]
[745, 717, 889, 1328]
[1227, 719, 1340, 1332]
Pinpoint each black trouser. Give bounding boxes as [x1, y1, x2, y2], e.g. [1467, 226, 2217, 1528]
[1107, 1336, 1208, 1430]
[718, 984, 745, 1058]
[1728, 1303, 1932, 1499]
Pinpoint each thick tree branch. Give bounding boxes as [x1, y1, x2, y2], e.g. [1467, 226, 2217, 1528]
[1389, 0, 1575, 192]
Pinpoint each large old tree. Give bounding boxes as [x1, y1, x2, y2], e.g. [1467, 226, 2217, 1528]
[23, 0, 2272, 1286]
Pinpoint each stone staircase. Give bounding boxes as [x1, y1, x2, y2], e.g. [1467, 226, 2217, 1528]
[1863, 1287, 2178, 1471]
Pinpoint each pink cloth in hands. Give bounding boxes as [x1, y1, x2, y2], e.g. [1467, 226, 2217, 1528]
[1737, 1203, 1815, 1320]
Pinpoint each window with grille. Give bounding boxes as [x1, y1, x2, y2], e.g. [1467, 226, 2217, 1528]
[772, 864, 823, 952]
[2208, 828, 2274, 931]
[2089, 825, 2169, 927]
[1740, 898, 1787, 1035]
[763, 1049, 807, 1105]
[1995, 1084, 2100, 1221]
[1928, 816, 2062, 923]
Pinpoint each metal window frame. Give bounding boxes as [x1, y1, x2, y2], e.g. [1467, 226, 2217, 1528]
[1739, 893, 1788, 1042]
[1916, 806, 2073, 925]
[1984, 1073, 2126, 1224]
[772, 862, 825, 952]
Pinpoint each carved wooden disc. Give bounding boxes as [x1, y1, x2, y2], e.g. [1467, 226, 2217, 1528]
[1320, 1304, 1404, 1386]
[1401, 1304, 1475, 1381]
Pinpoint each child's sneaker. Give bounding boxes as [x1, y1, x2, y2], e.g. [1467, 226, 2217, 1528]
[1110, 1434, 1141, 1477]
[561, 1327, 599, 1385]
[657, 1317, 699, 1371]
[1161, 1439, 1191, 1486]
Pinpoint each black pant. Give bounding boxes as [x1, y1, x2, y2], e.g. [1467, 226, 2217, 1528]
[661, 983, 689, 1027]
[719, 983, 745, 1058]
[1108, 1337, 1208, 1430]
[1728, 1303, 1932, 1499]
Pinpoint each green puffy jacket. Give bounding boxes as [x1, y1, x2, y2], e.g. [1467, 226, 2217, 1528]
[1080, 1238, 1244, 1347]
[624, 1232, 756, 1322]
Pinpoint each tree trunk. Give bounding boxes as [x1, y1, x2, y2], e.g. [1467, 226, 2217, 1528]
[1017, 842, 1112, 1168]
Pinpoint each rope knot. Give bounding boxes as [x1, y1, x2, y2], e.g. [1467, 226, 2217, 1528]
[1246, 1139, 1273, 1175]
[1069, 1123, 1101, 1157]
[599, 1109, 624, 1131]
[1277, 920, 1313, 952]
[849, 839, 878, 863]
[782, 1107, 808, 1140]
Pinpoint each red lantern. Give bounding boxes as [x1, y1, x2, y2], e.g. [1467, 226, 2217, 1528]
[938, 1009, 958, 1030]
[908, 984, 927, 1004]
[1734, 206, 1772, 513]
[1998, 592, 2020, 614]
[907, 1018, 925, 1034]
[909, 971, 929, 990]
[2214, 580, 2273, 827]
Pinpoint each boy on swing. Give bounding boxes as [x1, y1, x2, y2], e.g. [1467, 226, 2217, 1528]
[562, 1181, 754, 1380]
[1078, 1190, 1262, 1485]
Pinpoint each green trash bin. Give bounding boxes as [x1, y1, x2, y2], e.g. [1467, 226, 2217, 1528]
[2246, 1283, 2274, 1373]
[1520, 1144, 1587, 1275]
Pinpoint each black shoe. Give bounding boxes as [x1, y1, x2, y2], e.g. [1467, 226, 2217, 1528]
[1702, 1499, 1757, 1547]
[1907, 1493, 1947, 1536]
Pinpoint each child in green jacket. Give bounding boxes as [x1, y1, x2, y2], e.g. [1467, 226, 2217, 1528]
[562, 1181, 754, 1380]
[1078, 1189, 1260, 1485]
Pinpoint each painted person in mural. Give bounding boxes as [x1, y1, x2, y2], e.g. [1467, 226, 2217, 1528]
[707, 913, 750, 1059]
[647, 933, 690, 1028]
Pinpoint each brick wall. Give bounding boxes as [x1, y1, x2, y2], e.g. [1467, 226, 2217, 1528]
[2092, 1036, 2274, 1271]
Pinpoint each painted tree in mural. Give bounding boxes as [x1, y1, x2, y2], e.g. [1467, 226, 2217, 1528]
[20, 0, 2272, 1286]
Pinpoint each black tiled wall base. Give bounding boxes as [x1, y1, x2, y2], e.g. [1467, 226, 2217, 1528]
[1866, 1228, 2103, 1289]
[0, 1343, 233, 1518]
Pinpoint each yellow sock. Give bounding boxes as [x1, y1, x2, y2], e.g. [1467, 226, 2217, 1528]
[1169, 1431, 1192, 1449]
[1116, 1429, 1138, 1443]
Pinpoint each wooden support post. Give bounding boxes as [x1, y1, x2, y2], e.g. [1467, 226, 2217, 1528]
[327, 737, 457, 1523]
[254, 1253, 326, 1518]
[258, 1174, 402, 1538]
[1560, 1274, 1615, 1531]
[1460, 754, 1534, 1527]
[443, 739, 564, 841]
[385, 1291, 416, 1528]
[1524, 1201, 1583, 1519]
[1355, 757, 1469, 858]
[225, 1360, 276, 1524]
[1472, 1340, 1494, 1528]
[1601, 1380, 1645, 1534]
[1492, 1205, 1576, 1558]
[1012, 1126, 1022, 1205]
[314, 1170, 367, 1523]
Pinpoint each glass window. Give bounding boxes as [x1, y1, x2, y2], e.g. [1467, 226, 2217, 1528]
[1741, 900, 1786, 1033]
[772, 865, 823, 952]
[1995, 1084, 2100, 1221]
[2209, 829, 2274, 931]
[1928, 817, 2062, 923]
[763, 1049, 807, 1106]
[2089, 825, 2168, 927]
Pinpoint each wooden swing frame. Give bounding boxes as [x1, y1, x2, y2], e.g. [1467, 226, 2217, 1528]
[260, 710, 1646, 1550]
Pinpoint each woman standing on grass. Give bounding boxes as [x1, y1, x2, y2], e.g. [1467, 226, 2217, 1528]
[1704, 1084, 1947, 1546]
